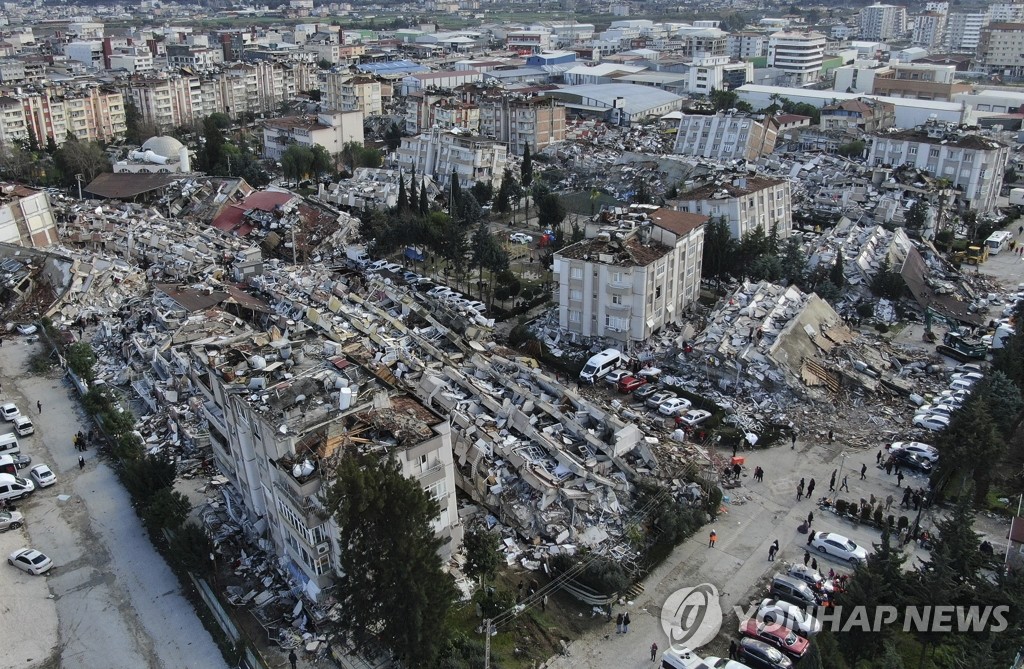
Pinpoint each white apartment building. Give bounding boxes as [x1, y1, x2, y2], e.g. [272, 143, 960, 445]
[9, 86, 127, 146]
[989, 2, 1024, 23]
[0, 185, 59, 248]
[675, 176, 793, 240]
[674, 113, 777, 161]
[977, 23, 1024, 76]
[728, 33, 767, 59]
[66, 41, 104, 70]
[768, 31, 827, 85]
[506, 28, 555, 53]
[476, 95, 565, 155]
[945, 13, 986, 52]
[321, 73, 383, 115]
[867, 120, 1010, 213]
[109, 48, 155, 74]
[263, 111, 364, 160]
[860, 4, 909, 41]
[549, 23, 595, 46]
[912, 12, 947, 48]
[926, 2, 949, 13]
[553, 207, 706, 344]
[0, 96, 27, 144]
[395, 128, 507, 189]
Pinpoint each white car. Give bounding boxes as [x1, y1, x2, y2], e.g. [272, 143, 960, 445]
[955, 363, 984, 374]
[938, 389, 971, 404]
[0, 509, 23, 532]
[29, 464, 56, 488]
[382, 262, 403, 273]
[948, 379, 978, 393]
[913, 414, 950, 431]
[15, 323, 37, 336]
[658, 397, 693, 416]
[810, 531, 868, 565]
[951, 371, 984, 383]
[367, 260, 389, 271]
[464, 300, 487, 314]
[604, 369, 630, 386]
[13, 416, 33, 436]
[645, 391, 676, 410]
[0, 403, 20, 422]
[509, 232, 533, 244]
[8, 547, 52, 575]
[756, 599, 822, 637]
[914, 405, 957, 420]
[889, 441, 939, 462]
[677, 409, 713, 427]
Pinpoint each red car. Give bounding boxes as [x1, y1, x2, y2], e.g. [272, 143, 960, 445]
[618, 375, 648, 393]
[738, 618, 810, 659]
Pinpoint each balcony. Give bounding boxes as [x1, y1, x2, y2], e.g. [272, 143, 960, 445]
[274, 475, 328, 525]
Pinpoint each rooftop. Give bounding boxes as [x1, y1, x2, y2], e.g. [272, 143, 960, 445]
[556, 233, 671, 267]
[649, 209, 708, 237]
[680, 175, 787, 200]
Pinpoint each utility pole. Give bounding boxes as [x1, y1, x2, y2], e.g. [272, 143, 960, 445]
[75, 173, 84, 200]
[483, 619, 492, 669]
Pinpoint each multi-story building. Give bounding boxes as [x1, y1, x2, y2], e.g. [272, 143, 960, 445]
[0, 184, 59, 248]
[66, 41, 105, 70]
[674, 113, 777, 161]
[394, 128, 507, 189]
[429, 101, 480, 134]
[988, 2, 1024, 23]
[768, 31, 827, 85]
[977, 23, 1024, 76]
[682, 56, 753, 97]
[871, 62, 971, 100]
[166, 44, 224, 70]
[553, 206, 706, 344]
[109, 47, 156, 73]
[506, 28, 555, 53]
[549, 23, 595, 46]
[945, 12, 987, 52]
[477, 94, 566, 155]
[867, 120, 1010, 213]
[182, 333, 461, 588]
[860, 3, 909, 41]
[0, 96, 27, 144]
[262, 111, 364, 160]
[820, 98, 896, 133]
[675, 176, 793, 240]
[727, 32, 768, 59]
[912, 11, 948, 48]
[676, 27, 729, 58]
[321, 73, 383, 115]
[14, 85, 126, 146]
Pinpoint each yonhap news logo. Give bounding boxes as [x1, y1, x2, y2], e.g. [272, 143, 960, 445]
[661, 584, 724, 648]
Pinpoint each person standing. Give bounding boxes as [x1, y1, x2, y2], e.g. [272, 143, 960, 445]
[807, 479, 816, 499]
[829, 430, 834, 443]
[623, 612, 631, 633]
[36, 400, 41, 414]
[709, 529, 717, 547]
[791, 432, 797, 449]
[807, 511, 814, 527]
[729, 639, 738, 660]
[860, 463, 867, 480]
[876, 451, 882, 465]
[78, 455, 85, 470]
[804, 551, 811, 566]
[288, 649, 297, 669]
[768, 540, 778, 561]
[811, 558, 818, 571]
[616, 612, 624, 634]
[885, 494, 894, 511]
[840, 475, 850, 492]
[651, 642, 659, 662]
[829, 469, 837, 492]
[896, 470, 904, 487]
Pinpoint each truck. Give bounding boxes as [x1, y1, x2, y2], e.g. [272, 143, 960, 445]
[937, 331, 988, 362]
[345, 245, 370, 268]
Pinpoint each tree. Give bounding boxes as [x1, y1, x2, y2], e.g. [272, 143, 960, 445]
[836, 140, 865, 158]
[904, 199, 929, 230]
[326, 453, 457, 665]
[702, 217, 737, 284]
[202, 115, 226, 174]
[122, 453, 177, 505]
[419, 178, 429, 215]
[463, 530, 501, 581]
[780, 236, 807, 286]
[310, 144, 331, 178]
[494, 168, 519, 213]
[870, 257, 904, 299]
[750, 253, 783, 281]
[45, 135, 58, 155]
[141, 488, 191, 533]
[536, 191, 566, 231]
[397, 173, 409, 212]
[470, 180, 493, 205]
[449, 169, 462, 214]
[521, 144, 533, 223]
[281, 144, 314, 181]
[384, 123, 404, 152]
[709, 88, 739, 111]
[53, 140, 110, 185]
[66, 342, 97, 382]
[933, 395, 1003, 503]
[25, 126, 39, 153]
[168, 522, 214, 574]
[979, 371, 1023, 437]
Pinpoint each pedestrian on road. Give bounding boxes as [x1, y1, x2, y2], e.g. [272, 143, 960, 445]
[729, 639, 738, 660]
[791, 432, 797, 449]
[885, 494, 894, 511]
[896, 471, 905, 487]
[616, 612, 624, 634]
[807, 479, 816, 498]
[709, 529, 717, 548]
[804, 551, 811, 566]
[811, 558, 818, 571]
[829, 469, 837, 491]
[78, 455, 85, 470]
[913, 492, 922, 511]
[860, 463, 867, 480]
[829, 430, 834, 443]
[797, 480, 804, 500]
[876, 451, 882, 464]
[885, 460, 893, 476]
[651, 642, 659, 662]
[623, 612, 631, 633]
[807, 511, 814, 527]
[807, 530, 815, 545]
[901, 488, 912, 507]
[768, 540, 778, 561]
[36, 400, 41, 414]
[732, 463, 741, 481]
[841, 475, 850, 492]
[289, 649, 297, 669]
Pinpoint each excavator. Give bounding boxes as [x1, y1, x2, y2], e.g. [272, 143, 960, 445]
[924, 307, 987, 361]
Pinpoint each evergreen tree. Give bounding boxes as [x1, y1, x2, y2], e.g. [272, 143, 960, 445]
[45, 135, 57, 155]
[521, 144, 533, 190]
[397, 173, 408, 212]
[449, 169, 461, 214]
[419, 179, 429, 215]
[933, 393, 1003, 502]
[780, 235, 807, 287]
[26, 126, 39, 153]
[703, 217, 738, 285]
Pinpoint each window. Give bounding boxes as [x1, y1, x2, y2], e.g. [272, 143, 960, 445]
[570, 267, 583, 280]
[611, 293, 622, 305]
[929, 147, 940, 158]
[569, 289, 583, 301]
[611, 271, 624, 283]
[655, 286, 662, 299]
[568, 309, 582, 323]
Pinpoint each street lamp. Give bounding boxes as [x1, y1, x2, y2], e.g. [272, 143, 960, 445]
[835, 452, 848, 493]
[75, 173, 84, 200]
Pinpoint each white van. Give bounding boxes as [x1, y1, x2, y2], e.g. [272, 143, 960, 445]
[986, 230, 1013, 255]
[0, 472, 34, 501]
[0, 433, 20, 456]
[13, 416, 33, 436]
[579, 348, 625, 384]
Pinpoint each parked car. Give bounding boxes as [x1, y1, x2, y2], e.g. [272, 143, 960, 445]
[402, 271, 420, 283]
[913, 405, 957, 421]
[736, 637, 794, 669]
[12, 453, 30, 470]
[604, 369, 630, 386]
[912, 414, 950, 431]
[676, 409, 712, 427]
[633, 384, 659, 401]
[785, 563, 834, 594]
[427, 286, 455, 298]
[0, 509, 23, 532]
[658, 397, 692, 417]
[0, 403, 20, 422]
[13, 416, 33, 436]
[29, 464, 56, 488]
[892, 450, 933, 473]
[8, 547, 52, 575]
[948, 379, 977, 393]
[367, 260, 389, 271]
[769, 574, 820, 608]
[938, 389, 971, 405]
[955, 362, 985, 374]
[951, 371, 984, 383]
[618, 376, 647, 393]
[738, 618, 809, 659]
[756, 599, 822, 636]
[15, 323, 37, 336]
[509, 232, 533, 244]
[888, 441, 939, 462]
[810, 532, 868, 565]
[464, 300, 487, 314]
[646, 390, 676, 410]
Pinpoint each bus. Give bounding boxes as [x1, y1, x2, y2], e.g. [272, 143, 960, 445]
[985, 230, 1013, 255]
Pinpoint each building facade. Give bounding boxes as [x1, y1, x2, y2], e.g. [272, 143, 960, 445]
[675, 177, 793, 239]
[820, 98, 896, 133]
[977, 22, 1024, 76]
[860, 4, 909, 41]
[262, 111, 365, 160]
[912, 11, 947, 48]
[322, 74, 384, 115]
[16, 85, 126, 146]
[553, 207, 706, 344]
[768, 31, 827, 85]
[867, 121, 1010, 213]
[477, 95, 566, 155]
[945, 12, 986, 52]
[674, 113, 777, 161]
[394, 128, 508, 189]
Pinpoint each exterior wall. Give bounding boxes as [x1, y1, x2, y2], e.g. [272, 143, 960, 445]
[477, 98, 566, 155]
[768, 32, 827, 85]
[913, 12, 947, 48]
[262, 111, 364, 160]
[945, 13, 986, 52]
[675, 182, 793, 239]
[18, 88, 125, 146]
[674, 114, 777, 161]
[395, 129, 507, 188]
[860, 4, 908, 41]
[977, 23, 1024, 76]
[0, 191, 59, 248]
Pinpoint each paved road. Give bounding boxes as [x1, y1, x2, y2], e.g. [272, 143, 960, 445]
[0, 337, 227, 669]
